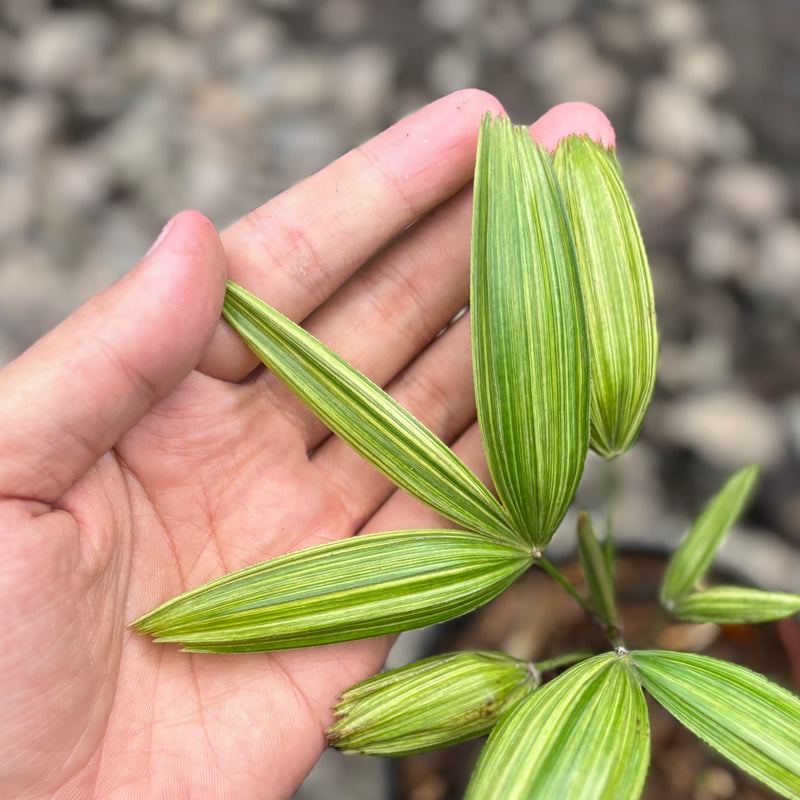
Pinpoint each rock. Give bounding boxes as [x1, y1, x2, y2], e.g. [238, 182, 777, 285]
[704, 163, 790, 228]
[520, 26, 630, 114]
[644, 0, 708, 45]
[0, 95, 61, 160]
[654, 390, 786, 469]
[634, 79, 751, 162]
[314, 0, 370, 39]
[419, 0, 482, 34]
[687, 209, 752, 281]
[657, 336, 733, 392]
[749, 219, 800, 299]
[0, 0, 48, 30]
[335, 45, 396, 125]
[624, 153, 692, 236]
[527, 0, 581, 26]
[14, 12, 113, 91]
[667, 39, 734, 96]
[427, 46, 480, 96]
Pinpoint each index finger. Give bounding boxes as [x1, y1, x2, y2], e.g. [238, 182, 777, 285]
[200, 89, 504, 381]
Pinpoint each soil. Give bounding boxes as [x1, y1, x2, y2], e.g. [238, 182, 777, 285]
[391, 553, 800, 800]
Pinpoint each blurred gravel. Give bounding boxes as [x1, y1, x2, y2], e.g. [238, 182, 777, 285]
[2, 1, 800, 798]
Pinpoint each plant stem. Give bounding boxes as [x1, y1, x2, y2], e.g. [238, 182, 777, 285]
[537, 555, 594, 617]
[536, 555, 625, 649]
[535, 652, 593, 672]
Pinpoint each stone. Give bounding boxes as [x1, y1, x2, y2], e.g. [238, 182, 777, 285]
[688, 209, 752, 281]
[644, 0, 708, 45]
[634, 79, 750, 163]
[704, 163, 790, 228]
[0, 95, 61, 160]
[427, 46, 480, 96]
[656, 390, 786, 469]
[315, 0, 369, 39]
[667, 39, 734, 96]
[15, 12, 113, 91]
[419, 0, 482, 34]
[749, 219, 800, 298]
[520, 26, 629, 114]
[657, 336, 733, 392]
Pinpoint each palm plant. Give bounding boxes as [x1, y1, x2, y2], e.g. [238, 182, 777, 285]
[134, 114, 800, 800]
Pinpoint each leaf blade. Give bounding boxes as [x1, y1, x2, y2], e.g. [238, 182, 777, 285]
[471, 114, 590, 547]
[672, 586, 800, 624]
[577, 511, 617, 628]
[661, 463, 760, 604]
[633, 650, 800, 799]
[133, 529, 532, 652]
[328, 650, 539, 756]
[552, 136, 658, 458]
[223, 281, 518, 542]
[465, 652, 650, 800]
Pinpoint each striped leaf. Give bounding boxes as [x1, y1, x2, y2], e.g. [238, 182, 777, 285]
[661, 464, 760, 605]
[223, 281, 518, 543]
[672, 586, 800, 624]
[133, 529, 532, 652]
[465, 652, 650, 800]
[553, 136, 658, 458]
[328, 650, 539, 756]
[577, 511, 617, 629]
[633, 650, 800, 799]
[471, 114, 590, 548]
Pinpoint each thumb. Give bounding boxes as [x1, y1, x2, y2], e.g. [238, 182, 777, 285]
[0, 210, 227, 504]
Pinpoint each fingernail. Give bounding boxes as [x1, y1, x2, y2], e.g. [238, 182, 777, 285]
[145, 216, 176, 257]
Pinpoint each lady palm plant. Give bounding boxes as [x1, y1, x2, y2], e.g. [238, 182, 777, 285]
[134, 114, 800, 799]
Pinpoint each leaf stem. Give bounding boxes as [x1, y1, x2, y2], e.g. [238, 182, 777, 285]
[534, 652, 593, 672]
[536, 555, 625, 649]
[536, 555, 594, 617]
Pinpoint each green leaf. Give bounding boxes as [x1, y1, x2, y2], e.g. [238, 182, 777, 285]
[552, 136, 658, 458]
[471, 114, 590, 548]
[661, 463, 760, 605]
[223, 281, 518, 543]
[133, 529, 532, 652]
[577, 511, 617, 628]
[328, 650, 539, 756]
[672, 586, 800, 624]
[633, 650, 800, 799]
[465, 652, 649, 800]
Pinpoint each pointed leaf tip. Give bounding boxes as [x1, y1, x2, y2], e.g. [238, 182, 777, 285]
[552, 135, 658, 459]
[222, 281, 518, 543]
[466, 652, 649, 800]
[134, 529, 532, 652]
[661, 463, 760, 605]
[471, 114, 590, 547]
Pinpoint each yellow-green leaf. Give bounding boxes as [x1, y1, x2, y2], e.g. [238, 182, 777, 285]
[223, 281, 518, 543]
[133, 529, 532, 652]
[328, 651, 539, 756]
[471, 114, 590, 548]
[552, 136, 658, 458]
[577, 511, 617, 629]
[672, 586, 800, 624]
[633, 650, 800, 799]
[465, 652, 649, 800]
[661, 464, 760, 605]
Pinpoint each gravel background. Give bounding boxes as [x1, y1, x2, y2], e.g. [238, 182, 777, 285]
[2, 1, 799, 798]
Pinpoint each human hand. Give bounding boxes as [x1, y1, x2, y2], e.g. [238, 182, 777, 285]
[0, 90, 613, 800]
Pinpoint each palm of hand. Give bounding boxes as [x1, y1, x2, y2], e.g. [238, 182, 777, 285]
[22, 372, 386, 799]
[0, 92, 600, 799]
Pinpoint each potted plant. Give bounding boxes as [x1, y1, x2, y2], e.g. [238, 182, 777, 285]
[133, 114, 800, 800]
